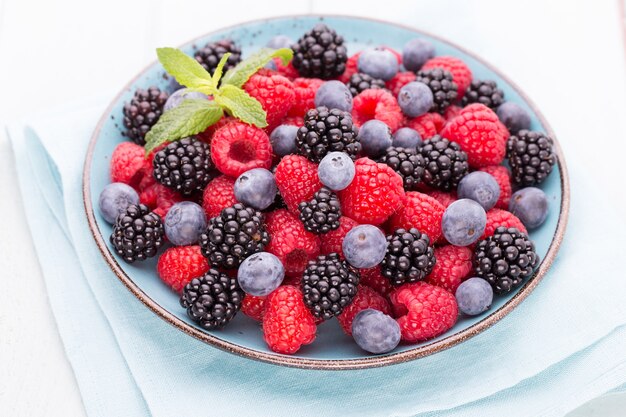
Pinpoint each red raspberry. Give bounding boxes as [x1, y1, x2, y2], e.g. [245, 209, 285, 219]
[388, 191, 445, 242]
[359, 266, 394, 297]
[404, 112, 446, 139]
[339, 52, 360, 83]
[482, 208, 527, 239]
[444, 105, 463, 120]
[288, 77, 323, 117]
[320, 216, 359, 258]
[202, 175, 236, 219]
[265, 209, 321, 277]
[427, 190, 457, 208]
[274, 59, 300, 80]
[243, 69, 295, 131]
[157, 246, 209, 293]
[211, 121, 272, 178]
[479, 165, 512, 209]
[263, 285, 317, 354]
[274, 154, 322, 213]
[390, 282, 458, 343]
[110, 142, 145, 187]
[338, 157, 405, 225]
[422, 56, 472, 96]
[441, 103, 508, 168]
[280, 115, 304, 127]
[426, 245, 473, 293]
[139, 182, 183, 218]
[337, 286, 391, 335]
[386, 71, 417, 97]
[242, 295, 266, 321]
[352, 89, 403, 132]
[196, 116, 235, 144]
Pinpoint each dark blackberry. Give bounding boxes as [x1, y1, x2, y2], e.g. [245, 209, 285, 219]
[302, 253, 360, 320]
[381, 228, 435, 286]
[180, 268, 244, 330]
[378, 147, 425, 191]
[194, 39, 242, 75]
[291, 23, 348, 79]
[110, 204, 164, 263]
[298, 187, 341, 234]
[462, 79, 504, 110]
[199, 203, 269, 269]
[415, 68, 458, 113]
[473, 227, 539, 294]
[122, 86, 169, 145]
[346, 72, 386, 97]
[152, 137, 212, 196]
[418, 135, 469, 191]
[506, 130, 556, 186]
[296, 106, 360, 162]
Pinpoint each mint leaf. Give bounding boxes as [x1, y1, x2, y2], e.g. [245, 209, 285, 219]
[221, 48, 293, 88]
[211, 52, 231, 86]
[157, 47, 216, 94]
[215, 85, 267, 128]
[144, 99, 223, 153]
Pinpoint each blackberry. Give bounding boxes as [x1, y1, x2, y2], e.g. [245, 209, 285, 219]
[381, 228, 435, 286]
[180, 268, 244, 330]
[462, 79, 504, 110]
[194, 39, 242, 75]
[199, 203, 269, 269]
[291, 23, 348, 79]
[122, 87, 169, 145]
[415, 68, 458, 113]
[296, 106, 360, 162]
[302, 253, 360, 320]
[298, 187, 341, 234]
[346, 72, 386, 97]
[507, 130, 556, 186]
[418, 135, 469, 191]
[110, 204, 164, 263]
[152, 137, 212, 196]
[378, 147, 425, 191]
[473, 227, 539, 294]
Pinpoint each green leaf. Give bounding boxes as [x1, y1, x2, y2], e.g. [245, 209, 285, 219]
[215, 85, 267, 128]
[211, 52, 231, 86]
[156, 47, 216, 94]
[144, 99, 223, 154]
[221, 47, 293, 88]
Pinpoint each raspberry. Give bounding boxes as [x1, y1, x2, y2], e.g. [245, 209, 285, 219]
[274, 154, 322, 213]
[426, 245, 473, 293]
[444, 105, 463, 120]
[404, 112, 446, 139]
[479, 165, 512, 209]
[281, 115, 304, 127]
[388, 191, 445, 242]
[139, 182, 183, 219]
[422, 56, 472, 96]
[385, 71, 416, 97]
[441, 103, 508, 168]
[263, 285, 317, 354]
[210, 121, 272, 178]
[427, 190, 457, 208]
[320, 216, 359, 258]
[242, 295, 266, 321]
[359, 266, 394, 297]
[338, 157, 405, 225]
[274, 59, 300, 80]
[110, 142, 145, 187]
[201, 175, 236, 219]
[243, 69, 296, 130]
[157, 246, 209, 293]
[337, 286, 391, 335]
[265, 209, 321, 277]
[196, 116, 234, 144]
[352, 89, 403, 132]
[390, 282, 458, 343]
[482, 208, 527, 239]
[339, 52, 360, 83]
[288, 77, 324, 117]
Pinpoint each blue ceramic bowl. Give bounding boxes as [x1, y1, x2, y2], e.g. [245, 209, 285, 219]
[83, 15, 569, 369]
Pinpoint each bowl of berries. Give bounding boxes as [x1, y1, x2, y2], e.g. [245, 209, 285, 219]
[84, 15, 569, 369]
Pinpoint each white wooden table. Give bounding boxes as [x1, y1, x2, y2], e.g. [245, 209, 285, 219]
[1, 1, 625, 415]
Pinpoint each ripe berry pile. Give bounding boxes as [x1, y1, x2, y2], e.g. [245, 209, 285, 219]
[100, 25, 555, 356]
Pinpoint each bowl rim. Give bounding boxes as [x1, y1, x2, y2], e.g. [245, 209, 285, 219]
[82, 14, 570, 370]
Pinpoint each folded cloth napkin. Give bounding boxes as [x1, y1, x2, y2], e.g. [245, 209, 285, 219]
[7, 100, 626, 417]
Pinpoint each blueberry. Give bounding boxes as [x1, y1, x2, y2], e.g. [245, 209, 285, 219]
[357, 120, 392, 157]
[352, 309, 401, 354]
[402, 38, 435, 72]
[509, 187, 549, 229]
[343, 225, 388, 268]
[266, 35, 293, 50]
[237, 252, 285, 296]
[442, 199, 487, 246]
[270, 124, 299, 156]
[164, 201, 207, 246]
[392, 127, 422, 149]
[318, 151, 356, 191]
[315, 80, 353, 112]
[234, 168, 278, 210]
[164, 88, 208, 111]
[496, 102, 531, 133]
[98, 182, 140, 224]
[455, 277, 493, 316]
[264, 59, 278, 71]
[357, 48, 399, 81]
[398, 81, 433, 118]
[457, 171, 501, 211]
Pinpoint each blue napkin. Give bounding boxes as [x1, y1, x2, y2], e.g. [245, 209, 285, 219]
[8, 100, 626, 417]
